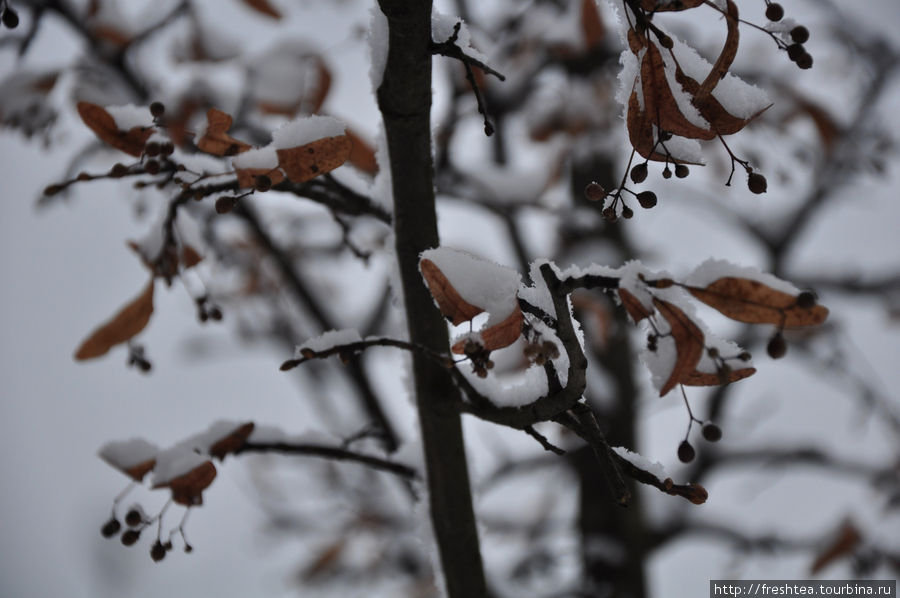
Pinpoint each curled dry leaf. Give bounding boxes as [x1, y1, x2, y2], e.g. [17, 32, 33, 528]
[580, 0, 605, 49]
[451, 306, 524, 354]
[74, 279, 155, 360]
[680, 367, 756, 387]
[653, 299, 705, 396]
[420, 258, 483, 325]
[345, 128, 378, 176]
[77, 102, 152, 157]
[276, 135, 352, 183]
[196, 108, 252, 156]
[618, 288, 653, 323]
[235, 167, 285, 189]
[810, 520, 862, 574]
[242, 0, 282, 19]
[154, 461, 217, 506]
[686, 277, 829, 327]
[208, 422, 255, 461]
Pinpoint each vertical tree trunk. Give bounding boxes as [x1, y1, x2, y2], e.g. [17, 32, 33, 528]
[375, 2, 488, 597]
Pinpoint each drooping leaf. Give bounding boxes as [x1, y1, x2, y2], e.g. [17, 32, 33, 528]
[208, 422, 255, 461]
[276, 134, 352, 183]
[242, 0, 282, 19]
[619, 288, 653, 323]
[580, 0, 605, 48]
[810, 520, 862, 574]
[77, 102, 152, 157]
[75, 279, 155, 360]
[639, 42, 714, 141]
[196, 108, 252, 156]
[680, 367, 756, 387]
[155, 461, 217, 506]
[686, 278, 829, 327]
[451, 305, 524, 354]
[345, 128, 378, 175]
[653, 299, 705, 396]
[420, 258, 483, 325]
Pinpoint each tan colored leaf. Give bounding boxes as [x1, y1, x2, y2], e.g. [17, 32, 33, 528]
[123, 459, 157, 482]
[810, 521, 861, 574]
[687, 278, 829, 327]
[180, 245, 204, 269]
[618, 288, 653, 323]
[235, 167, 285, 189]
[242, 0, 282, 19]
[653, 299, 705, 396]
[345, 128, 378, 176]
[276, 135, 352, 183]
[77, 102, 152, 157]
[697, 0, 739, 97]
[626, 91, 701, 164]
[420, 258, 483, 325]
[196, 108, 252, 156]
[208, 422, 255, 461]
[680, 367, 756, 387]
[451, 306, 524, 354]
[156, 461, 217, 506]
[640, 42, 715, 141]
[75, 279, 155, 360]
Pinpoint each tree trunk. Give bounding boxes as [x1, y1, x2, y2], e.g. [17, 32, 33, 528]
[375, 2, 488, 596]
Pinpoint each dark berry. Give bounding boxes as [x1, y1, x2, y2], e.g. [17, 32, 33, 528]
[110, 163, 128, 178]
[2, 7, 19, 29]
[630, 162, 648, 184]
[184, 544, 193, 553]
[747, 172, 767, 194]
[585, 182, 606, 201]
[707, 347, 720, 358]
[636, 191, 657, 209]
[144, 142, 161, 157]
[101, 518, 122, 538]
[677, 440, 696, 463]
[796, 53, 813, 70]
[796, 291, 817, 309]
[43, 184, 63, 196]
[602, 206, 617, 222]
[621, 205, 634, 219]
[787, 43, 805, 62]
[121, 529, 141, 546]
[674, 164, 689, 178]
[144, 160, 160, 175]
[767, 332, 787, 359]
[215, 196, 236, 214]
[765, 3, 784, 21]
[254, 174, 272, 192]
[658, 130, 672, 141]
[662, 166, 672, 179]
[738, 351, 752, 361]
[208, 307, 223, 321]
[790, 26, 809, 44]
[150, 541, 167, 562]
[125, 509, 142, 527]
[702, 423, 723, 442]
[659, 35, 673, 49]
[149, 102, 165, 118]
[160, 142, 175, 156]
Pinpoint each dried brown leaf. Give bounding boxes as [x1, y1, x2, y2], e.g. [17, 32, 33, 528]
[77, 102, 152, 157]
[123, 459, 156, 482]
[420, 258, 483, 325]
[653, 299, 705, 396]
[156, 461, 217, 506]
[74, 279, 155, 360]
[680, 367, 756, 387]
[451, 306, 524, 354]
[276, 135, 352, 183]
[810, 521, 862, 574]
[687, 278, 829, 327]
[242, 0, 282, 19]
[196, 108, 252, 156]
[208, 422, 255, 461]
[180, 245, 204, 269]
[345, 128, 378, 176]
[235, 167, 285, 189]
[618, 288, 653, 323]
[581, 0, 605, 48]
[640, 42, 714, 141]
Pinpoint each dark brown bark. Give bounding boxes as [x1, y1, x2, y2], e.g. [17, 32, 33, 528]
[375, 2, 488, 596]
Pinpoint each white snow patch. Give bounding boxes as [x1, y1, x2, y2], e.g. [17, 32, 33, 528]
[420, 247, 521, 325]
[98, 438, 158, 469]
[232, 145, 278, 170]
[612, 446, 669, 480]
[432, 10, 487, 63]
[685, 258, 800, 295]
[368, 7, 389, 91]
[106, 104, 153, 130]
[271, 115, 346, 149]
[151, 447, 210, 486]
[295, 328, 363, 355]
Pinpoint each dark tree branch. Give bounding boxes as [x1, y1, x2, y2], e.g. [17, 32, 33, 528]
[237, 442, 419, 480]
